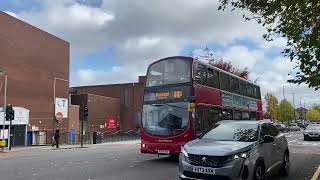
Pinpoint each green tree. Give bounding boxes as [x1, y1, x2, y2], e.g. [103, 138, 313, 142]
[264, 92, 279, 120]
[278, 99, 294, 122]
[311, 104, 320, 113]
[306, 108, 320, 121]
[219, 0, 320, 89]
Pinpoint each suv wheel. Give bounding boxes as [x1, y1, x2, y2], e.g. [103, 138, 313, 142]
[253, 163, 266, 180]
[279, 152, 290, 176]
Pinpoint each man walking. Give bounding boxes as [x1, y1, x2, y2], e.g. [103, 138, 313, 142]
[54, 129, 60, 148]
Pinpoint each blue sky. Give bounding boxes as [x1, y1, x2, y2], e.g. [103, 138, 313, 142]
[0, 0, 318, 107]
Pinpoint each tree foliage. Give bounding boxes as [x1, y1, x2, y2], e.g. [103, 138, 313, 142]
[306, 108, 320, 121]
[219, 0, 320, 89]
[264, 92, 279, 120]
[278, 99, 294, 122]
[193, 47, 250, 80]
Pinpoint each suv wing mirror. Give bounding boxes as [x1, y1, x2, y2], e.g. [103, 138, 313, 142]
[263, 135, 274, 143]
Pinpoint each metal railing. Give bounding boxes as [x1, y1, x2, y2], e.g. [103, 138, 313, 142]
[27, 130, 140, 146]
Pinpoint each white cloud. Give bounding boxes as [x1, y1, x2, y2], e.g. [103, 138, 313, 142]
[7, 0, 319, 107]
[223, 46, 264, 69]
[77, 66, 140, 85]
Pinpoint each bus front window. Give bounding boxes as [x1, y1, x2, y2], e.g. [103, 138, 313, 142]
[146, 58, 191, 87]
[142, 102, 189, 136]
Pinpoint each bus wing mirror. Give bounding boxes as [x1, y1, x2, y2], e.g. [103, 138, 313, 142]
[188, 103, 195, 113]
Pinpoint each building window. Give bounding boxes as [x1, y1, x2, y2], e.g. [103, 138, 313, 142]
[220, 73, 230, 91]
[207, 68, 220, 89]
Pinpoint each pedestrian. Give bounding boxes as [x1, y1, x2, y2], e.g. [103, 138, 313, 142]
[54, 129, 60, 148]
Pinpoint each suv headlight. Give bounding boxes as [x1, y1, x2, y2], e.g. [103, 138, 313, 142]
[180, 147, 189, 162]
[228, 151, 250, 161]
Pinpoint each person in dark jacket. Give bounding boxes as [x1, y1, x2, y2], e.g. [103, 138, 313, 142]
[54, 130, 60, 148]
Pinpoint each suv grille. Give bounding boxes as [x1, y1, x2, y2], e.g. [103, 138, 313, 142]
[188, 154, 229, 168]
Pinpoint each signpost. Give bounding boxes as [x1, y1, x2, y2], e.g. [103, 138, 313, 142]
[55, 98, 68, 119]
[55, 112, 63, 121]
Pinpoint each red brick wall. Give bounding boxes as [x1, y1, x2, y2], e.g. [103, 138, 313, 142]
[0, 12, 69, 132]
[72, 82, 144, 130]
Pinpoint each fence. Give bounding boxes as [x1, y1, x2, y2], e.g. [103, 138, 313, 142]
[101, 130, 140, 143]
[28, 129, 140, 146]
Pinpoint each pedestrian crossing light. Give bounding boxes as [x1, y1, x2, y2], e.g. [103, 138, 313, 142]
[5, 104, 14, 121]
[83, 106, 88, 117]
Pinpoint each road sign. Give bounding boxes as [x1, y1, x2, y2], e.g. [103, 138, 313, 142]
[55, 112, 63, 121]
[55, 98, 68, 118]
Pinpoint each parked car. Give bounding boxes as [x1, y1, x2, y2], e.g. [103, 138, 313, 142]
[179, 120, 290, 180]
[303, 125, 320, 141]
[288, 123, 300, 131]
[274, 123, 288, 132]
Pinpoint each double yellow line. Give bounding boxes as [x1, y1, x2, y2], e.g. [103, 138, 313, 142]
[311, 165, 320, 180]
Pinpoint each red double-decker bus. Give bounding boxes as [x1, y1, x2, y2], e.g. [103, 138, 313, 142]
[140, 56, 263, 155]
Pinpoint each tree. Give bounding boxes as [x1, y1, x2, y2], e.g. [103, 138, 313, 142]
[192, 47, 250, 80]
[264, 92, 279, 120]
[219, 0, 320, 89]
[278, 99, 294, 122]
[306, 108, 320, 121]
[311, 104, 320, 113]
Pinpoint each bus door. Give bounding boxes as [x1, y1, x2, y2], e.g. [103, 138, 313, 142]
[208, 107, 222, 127]
[194, 107, 208, 137]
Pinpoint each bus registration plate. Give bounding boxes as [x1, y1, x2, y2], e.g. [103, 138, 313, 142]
[193, 166, 215, 175]
[158, 150, 170, 154]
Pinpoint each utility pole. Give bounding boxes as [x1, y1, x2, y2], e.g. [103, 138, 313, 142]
[304, 100, 306, 121]
[289, 93, 296, 122]
[300, 97, 302, 121]
[283, 86, 286, 123]
[0, 70, 7, 150]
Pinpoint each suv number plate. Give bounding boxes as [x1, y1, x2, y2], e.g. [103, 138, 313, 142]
[193, 167, 215, 175]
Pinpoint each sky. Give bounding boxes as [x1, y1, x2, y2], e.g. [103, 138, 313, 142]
[0, 0, 319, 108]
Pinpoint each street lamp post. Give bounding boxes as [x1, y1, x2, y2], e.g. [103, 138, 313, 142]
[0, 70, 7, 149]
[53, 77, 69, 138]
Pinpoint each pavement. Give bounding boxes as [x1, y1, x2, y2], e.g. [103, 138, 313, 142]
[0, 132, 319, 180]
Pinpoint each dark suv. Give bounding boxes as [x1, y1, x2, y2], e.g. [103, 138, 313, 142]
[179, 120, 290, 180]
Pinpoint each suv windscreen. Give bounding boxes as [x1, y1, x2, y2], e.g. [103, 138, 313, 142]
[201, 122, 258, 142]
[307, 125, 320, 130]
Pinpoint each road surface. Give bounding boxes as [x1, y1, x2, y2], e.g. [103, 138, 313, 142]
[0, 131, 319, 180]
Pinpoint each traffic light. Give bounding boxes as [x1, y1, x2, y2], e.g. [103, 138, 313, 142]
[5, 104, 14, 121]
[83, 106, 88, 117]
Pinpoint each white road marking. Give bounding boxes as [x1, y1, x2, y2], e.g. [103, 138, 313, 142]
[311, 165, 320, 180]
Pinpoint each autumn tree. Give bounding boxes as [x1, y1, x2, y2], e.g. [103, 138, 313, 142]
[278, 99, 294, 122]
[219, 0, 320, 89]
[306, 108, 320, 121]
[264, 92, 279, 120]
[192, 47, 249, 79]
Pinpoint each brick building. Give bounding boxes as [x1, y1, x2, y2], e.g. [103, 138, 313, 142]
[71, 76, 146, 131]
[0, 12, 70, 146]
[71, 94, 120, 142]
